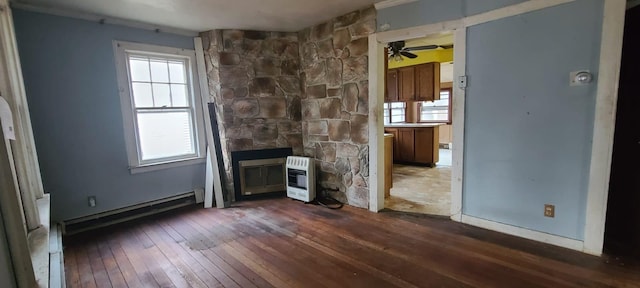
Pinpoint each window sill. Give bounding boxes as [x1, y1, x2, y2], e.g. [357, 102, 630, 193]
[130, 157, 206, 174]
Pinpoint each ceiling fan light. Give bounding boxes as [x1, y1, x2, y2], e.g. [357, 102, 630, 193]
[393, 54, 402, 62]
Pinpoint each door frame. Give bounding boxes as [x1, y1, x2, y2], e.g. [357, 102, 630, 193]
[367, 0, 626, 255]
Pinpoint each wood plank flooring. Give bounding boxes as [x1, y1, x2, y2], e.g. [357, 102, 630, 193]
[63, 198, 640, 288]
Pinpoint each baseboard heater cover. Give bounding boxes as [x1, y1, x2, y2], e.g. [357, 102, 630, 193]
[62, 190, 202, 235]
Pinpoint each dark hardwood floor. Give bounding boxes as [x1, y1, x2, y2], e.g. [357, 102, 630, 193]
[63, 198, 640, 287]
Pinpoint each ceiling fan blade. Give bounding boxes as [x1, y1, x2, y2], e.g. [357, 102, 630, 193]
[400, 51, 418, 59]
[404, 45, 439, 51]
[440, 44, 454, 49]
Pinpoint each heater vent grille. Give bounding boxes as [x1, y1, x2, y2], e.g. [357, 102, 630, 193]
[286, 156, 315, 202]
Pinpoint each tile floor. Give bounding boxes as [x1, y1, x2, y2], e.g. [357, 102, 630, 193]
[384, 149, 452, 216]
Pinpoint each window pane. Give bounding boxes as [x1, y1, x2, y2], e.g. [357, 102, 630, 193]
[440, 91, 450, 100]
[137, 111, 195, 161]
[390, 106, 405, 123]
[152, 83, 171, 107]
[129, 57, 150, 82]
[421, 101, 449, 122]
[168, 61, 186, 84]
[131, 83, 154, 107]
[170, 84, 188, 107]
[150, 59, 169, 82]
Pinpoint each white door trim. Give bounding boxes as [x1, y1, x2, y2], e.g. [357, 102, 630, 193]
[369, 0, 624, 255]
[583, 0, 626, 256]
[368, 34, 385, 212]
[450, 28, 466, 222]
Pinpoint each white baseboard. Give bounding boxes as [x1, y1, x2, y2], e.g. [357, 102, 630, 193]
[460, 215, 585, 252]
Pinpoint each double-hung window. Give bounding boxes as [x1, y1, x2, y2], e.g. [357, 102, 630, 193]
[383, 102, 407, 124]
[420, 88, 452, 123]
[114, 41, 205, 173]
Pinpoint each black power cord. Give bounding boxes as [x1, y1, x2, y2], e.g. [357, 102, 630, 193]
[308, 188, 344, 209]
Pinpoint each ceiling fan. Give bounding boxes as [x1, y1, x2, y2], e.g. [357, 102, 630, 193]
[388, 41, 454, 62]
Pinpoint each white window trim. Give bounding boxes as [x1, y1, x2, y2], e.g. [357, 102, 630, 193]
[114, 41, 206, 174]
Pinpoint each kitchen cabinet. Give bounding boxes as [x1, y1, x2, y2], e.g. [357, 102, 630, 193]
[415, 62, 441, 102]
[384, 126, 439, 166]
[398, 67, 415, 101]
[397, 128, 415, 162]
[415, 128, 439, 164]
[386, 70, 398, 102]
[386, 62, 441, 102]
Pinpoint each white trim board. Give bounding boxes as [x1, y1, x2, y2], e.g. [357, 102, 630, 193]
[194, 37, 225, 209]
[375, 0, 576, 42]
[463, 0, 574, 27]
[461, 215, 584, 251]
[449, 27, 466, 222]
[583, 0, 626, 256]
[374, 0, 418, 10]
[367, 34, 385, 212]
[10, 2, 198, 37]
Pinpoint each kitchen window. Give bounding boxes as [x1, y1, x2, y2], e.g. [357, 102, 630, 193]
[114, 41, 206, 173]
[383, 102, 406, 124]
[420, 87, 452, 123]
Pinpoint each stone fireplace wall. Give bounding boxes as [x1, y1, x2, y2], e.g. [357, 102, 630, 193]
[200, 30, 303, 195]
[298, 7, 376, 208]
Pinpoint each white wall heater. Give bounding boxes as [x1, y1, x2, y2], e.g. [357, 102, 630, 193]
[286, 156, 315, 202]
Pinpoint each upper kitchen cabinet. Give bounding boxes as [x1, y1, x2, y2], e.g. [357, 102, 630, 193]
[386, 69, 399, 102]
[415, 62, 440, 102]
[386, 62, 441, 102]
[398, 66, 416, 101]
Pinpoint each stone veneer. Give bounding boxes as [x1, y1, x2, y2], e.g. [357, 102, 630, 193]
[200, 30, 303, 196]
[299, 7, 376, 208]
[200, 7, 376, 206]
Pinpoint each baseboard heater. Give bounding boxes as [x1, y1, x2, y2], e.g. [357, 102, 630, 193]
[62, 190, 203, 235]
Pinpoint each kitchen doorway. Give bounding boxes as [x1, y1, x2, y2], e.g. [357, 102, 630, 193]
[381, 32, 455, 216]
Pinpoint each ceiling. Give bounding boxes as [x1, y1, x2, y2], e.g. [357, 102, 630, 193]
[12, 0, 382, 33]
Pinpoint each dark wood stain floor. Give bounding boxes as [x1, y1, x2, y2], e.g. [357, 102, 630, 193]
[63, 198, 640, 288]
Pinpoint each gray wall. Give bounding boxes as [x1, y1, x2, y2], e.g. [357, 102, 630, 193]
[378, 0, 604, 240]
[463, 0, 602, 240]
[377, 0, 527, 31]
[13, 10, 205, 221]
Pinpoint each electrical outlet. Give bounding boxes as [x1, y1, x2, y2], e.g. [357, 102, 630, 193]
[88, 196, 97, 207]
[544, 204, 555, 218]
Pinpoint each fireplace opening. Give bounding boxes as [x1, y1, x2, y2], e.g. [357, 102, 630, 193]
[239, 158, 286, 196]
[231, 148, 293, 200]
